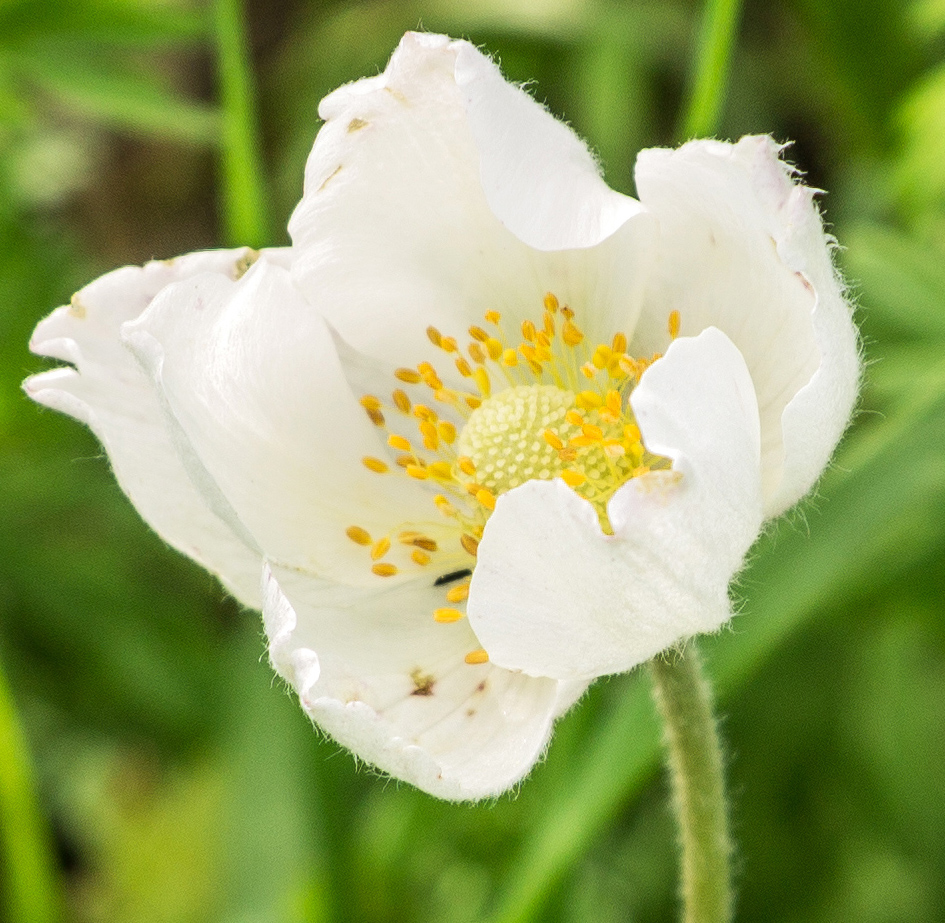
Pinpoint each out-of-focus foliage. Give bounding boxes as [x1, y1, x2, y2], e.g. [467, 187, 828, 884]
[2, 1, 944, 921]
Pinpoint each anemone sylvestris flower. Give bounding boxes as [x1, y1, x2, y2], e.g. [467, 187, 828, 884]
[26, 33, 859, 799]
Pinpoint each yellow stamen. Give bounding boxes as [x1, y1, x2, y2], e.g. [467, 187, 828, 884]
[485, 337, 503, 361]
[406, 465, 429, 480]
[669, 310, 681, 339]
[392, 389, 411, 413]
[455, 357, 473, 377]
[388, 434, 411, 452]
[345, 526, 372, 546]
[420, 421, 439, 450]
[437, 421, 457, 444]
[476, 488, 497, 511]
[427, 461, 453, 479]
[469, 325, 489, 342]
[366, 408, 385, 426]
[434, 607, 465, 623]
[445, 583, 470, 603]
[370, 537, 391, 560]
[543, 292, 559, 313]
[502, 348, 519, 367]
[394, 368, 422, 384]
[566, 410, 585, 427]
[359, 395, 382, 411]
[485, 310, 501, 324]
[458, 456, 476, 476]
[372, 563, 398, 577]
[412, 550, 431, 566]
[464, 649, 489, 665]
[426, 326, 442, 347]
[612, 332, 627, 353]
[560, 469, 586, 487]
[434, 495, 457, 517]
[522, 319, 537, 342]
[562, 320, 584, 346]
[361, 457, 389, 474]
[543, 429, 564, 450]
[473, 366, 491, 398]
[577, 390, 603, 409]
[461, 534, 479, 557]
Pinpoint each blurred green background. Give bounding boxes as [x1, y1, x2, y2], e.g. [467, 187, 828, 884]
[3, 0, 945, 921]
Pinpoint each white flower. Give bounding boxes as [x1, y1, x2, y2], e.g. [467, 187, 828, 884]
[26, 33, 859, 800]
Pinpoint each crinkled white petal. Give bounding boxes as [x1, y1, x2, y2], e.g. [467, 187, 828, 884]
[288, 31, 656, 372]
[25, 249, 275, 607]
[452, 40, 645, 251]
[262, 563, 561, 800]
[467, 328, 763, 681]
[634, 136, 859, 516]
[121, 257, 440, 585]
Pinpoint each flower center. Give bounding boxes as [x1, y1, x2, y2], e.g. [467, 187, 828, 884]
[344, 295, 678, 663]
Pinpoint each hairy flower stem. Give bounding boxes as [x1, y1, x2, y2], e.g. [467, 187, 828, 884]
[650, 644, 732, 923]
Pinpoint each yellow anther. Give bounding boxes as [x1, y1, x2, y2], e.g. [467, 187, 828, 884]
[420, 420, 439, 450]
[366, 408, 385, 426]
[543, 429, 564, 450]
[606, 390, 622, 414]
[464, 481, 483, 496]
[455, 357, 473, 377]
[461, 534, 480, 557]
[406, 465, 429, 480]
[485, 310, 501, 325]
[458, 456, 476, 476]
[569, 434, 596, 448]
[580, 362, 598, 379]
[591, 345, 611, 369]
[473, 366, 491, 398]
[440, 336, 458, 353]
[469, 325, 489, 342]
[612, 332, 628, 353]
[485, 337, 503, 361]
[395, 454, 413, 468]
[624, 423, 642, 442]
[561, 306, 574, 319]
[562, 320, 584, 346]
[501, 348, 519, 367]
[520, 343, 539, 363]
[464, 649, 489, 665]
[426, 326, 442, 347]
[412, 550, 432, 566]
[345, 526, 372, 546]
[476, 488, 497, 511]
[558, 446, 578, 463]
[359, 395, 382, 411]
[392, 389, 411, 413]
[468, 342, 486, 364]
[521, 319, 537, 342]
[388, 434, 411, 452]
[565, 410, 585, 427]
[526, 359, 543, 377]
[465, 395, 482, 410]
[435, 388, 460, 406]
[394, 368, 422, 384]
[543, 312, 555, 337]
[370, 537, 391, 560]
[617, 355, 638, 377]
[445, 583, 470, 603]
[536, 330, 551, 349]
[361, 457, 389, 474]
[560, 469, 586, 487]
[434, 495, 457, 517]
[372, 563, 398, 577]
[413, 404, 436, 421]
[410, 536, 438, 552]
[669, 310, 681, 339]
[427, 461, 453, 479]
[582, 423, 604, 440]
[576, 390, 604, 409]
[418, 362, 444, 390]
[434, 607, 465, 623]
[543, 292, 559, 313]
[437, 421, 457, 444]
[604, 441, 626, 458]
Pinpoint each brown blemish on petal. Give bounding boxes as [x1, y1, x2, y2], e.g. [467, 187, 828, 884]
[318, 164, 343, 192]
[475, 680, 487, 694]
[347, 117, 369, 133]
[384, 87, 408, 104]
[796, 272, 814, 294]
[410, 668, 435, 697]
[234, 248, 260, 279]
[69, 294, 86, 319]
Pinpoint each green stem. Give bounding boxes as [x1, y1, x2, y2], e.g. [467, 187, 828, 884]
[0, 654, 62, 923]
[679, 0, 745, 139]
[213, 0, 269, 246]
[650, 645, 732, 923]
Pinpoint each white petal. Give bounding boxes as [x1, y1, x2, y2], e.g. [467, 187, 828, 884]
[288, 31, 655, 371]
[262, 564, 561, 800]
[25, 249, 274, 607]
[122, 258, 440, 585]
[467, 328, 764, 681]
[634, 136, 859, 516]
[453, 41, 645, 251]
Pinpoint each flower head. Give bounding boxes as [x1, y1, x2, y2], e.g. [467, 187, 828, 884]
[26, 33, 859, 799]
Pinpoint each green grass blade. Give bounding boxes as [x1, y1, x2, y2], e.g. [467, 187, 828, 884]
[213, 0, 270, 246]
[0, 654, 63, 923]
[679, 0, 744, 139]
